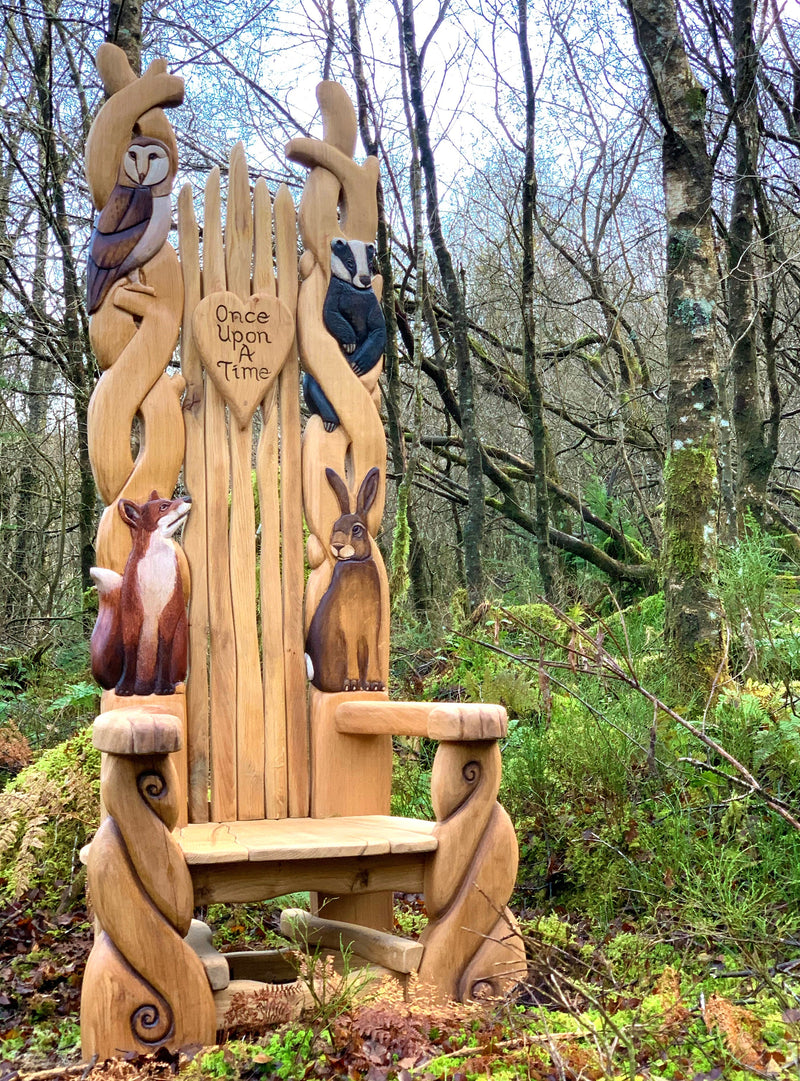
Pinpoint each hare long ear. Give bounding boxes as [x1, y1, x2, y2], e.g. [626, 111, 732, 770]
[325, 468, 351, 516]
[118, 499, 140, 528]
[356, 468, 380, 517]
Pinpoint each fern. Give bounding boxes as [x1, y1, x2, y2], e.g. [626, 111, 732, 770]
[0, 725, 100, 901]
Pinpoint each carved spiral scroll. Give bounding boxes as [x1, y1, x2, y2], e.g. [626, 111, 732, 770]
[81, 749, 215, 1059]
[131, 993, 174, 1045]
[418, 741, 526, 1001]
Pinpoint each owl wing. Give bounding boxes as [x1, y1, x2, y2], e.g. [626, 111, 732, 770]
[87, 184, 153, 314]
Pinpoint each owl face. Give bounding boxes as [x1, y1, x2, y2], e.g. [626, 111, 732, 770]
[121, 138, 171, 187]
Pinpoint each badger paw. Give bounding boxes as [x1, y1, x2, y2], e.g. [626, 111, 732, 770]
[342, 342, 356, 355]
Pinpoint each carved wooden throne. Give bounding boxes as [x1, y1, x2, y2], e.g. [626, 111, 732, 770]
[79, 47, 525, 1061]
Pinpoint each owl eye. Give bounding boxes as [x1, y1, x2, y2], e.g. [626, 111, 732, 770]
[127, 150, 136, 159]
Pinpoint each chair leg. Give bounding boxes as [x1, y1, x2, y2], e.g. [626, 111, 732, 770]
[419, 741, 526, 1000]
[81, 752, 216, 1060]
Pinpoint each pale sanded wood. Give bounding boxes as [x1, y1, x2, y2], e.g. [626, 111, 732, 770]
[103, 754, 192, 934]
[82, 666, 215, 1059]
[252, 178, 276, 296]
[308, 686, 393, 932]
[99, 690, 187, 823]
[280, 909, 424, 974]
[202, 168, 237, 822]
[309, 690, 392, 818]
[224, 144, 264, 821]
[89, 243, 185, 574]
[286, 82, 380, 265]
[178, 182, 210, 823]
[224, 950, 300, 982]
[178, 815, 436, 864]
[192, 290, 293, 430]
[274, 184, 307, 819]
[186, 919, 230, 990]
[254, 173, 287, 819]
[82, 822, 215, 1058]
[190, 852, 427, 906]
[258, 394, 286, 818]
[334, 701, 508, 741]
[175, 823, 248, 863]
[418, 741, 523, 1000]
[93, 708, 182, 755]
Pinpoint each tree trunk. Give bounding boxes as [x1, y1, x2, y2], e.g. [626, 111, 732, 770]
[728, 0, 778, 527]
[400, 0, 485, 608]
[517, 0, 556, 601]
[626, 0, 726, 684]
[107, 0, 142, 74]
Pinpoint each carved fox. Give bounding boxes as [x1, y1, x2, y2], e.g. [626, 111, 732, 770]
[90, 491, 191, 696]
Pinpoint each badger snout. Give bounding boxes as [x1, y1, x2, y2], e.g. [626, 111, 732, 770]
[358, 273, 371, 287]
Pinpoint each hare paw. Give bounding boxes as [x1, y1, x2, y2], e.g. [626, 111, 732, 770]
[366, 681, 385, 692]
[343, 678, 360, 692]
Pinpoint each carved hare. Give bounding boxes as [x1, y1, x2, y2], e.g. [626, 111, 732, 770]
[305, 467, 384, 692]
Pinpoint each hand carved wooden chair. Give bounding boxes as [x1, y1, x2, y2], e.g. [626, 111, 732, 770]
[79, 45, 525, 1061]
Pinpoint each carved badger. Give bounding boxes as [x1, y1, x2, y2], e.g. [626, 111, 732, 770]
[303, 237, 387, 431]
[90, 492, 190, 696]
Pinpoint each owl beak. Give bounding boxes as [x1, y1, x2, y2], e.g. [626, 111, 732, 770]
[138, 166, 148, 183]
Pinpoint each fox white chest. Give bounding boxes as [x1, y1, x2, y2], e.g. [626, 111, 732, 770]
[136, 536, 176, 616]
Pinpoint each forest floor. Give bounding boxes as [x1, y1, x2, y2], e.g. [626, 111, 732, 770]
[1, 892, 799, 1081]
[4, 582, 800, 1078]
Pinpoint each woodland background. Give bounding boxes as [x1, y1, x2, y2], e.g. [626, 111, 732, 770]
[2, 0, 800, 1077]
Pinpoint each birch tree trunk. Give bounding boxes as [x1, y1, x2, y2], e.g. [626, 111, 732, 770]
[625, 0, 726, 684]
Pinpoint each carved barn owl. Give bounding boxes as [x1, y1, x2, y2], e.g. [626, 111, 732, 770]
[86, 136, 176, 314]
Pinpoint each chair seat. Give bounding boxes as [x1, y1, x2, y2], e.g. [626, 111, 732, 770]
[177, 814, 438, 864]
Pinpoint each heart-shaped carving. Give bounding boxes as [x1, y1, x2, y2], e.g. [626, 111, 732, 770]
[193, 291, 294, 429]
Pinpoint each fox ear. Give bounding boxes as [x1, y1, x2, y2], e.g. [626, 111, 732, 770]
[325, 468, 351, 516]
[356, 468, 380, 517]
[149, 490, 159, 501]
[118, 499, 140, 528]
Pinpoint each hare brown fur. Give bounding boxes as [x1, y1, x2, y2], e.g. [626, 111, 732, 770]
[305, 467, 385, 692]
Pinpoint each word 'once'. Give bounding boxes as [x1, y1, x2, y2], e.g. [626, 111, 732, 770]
[215, 303, 273, 369]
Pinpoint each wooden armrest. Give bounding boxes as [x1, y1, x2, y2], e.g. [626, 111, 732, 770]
[280, 908, 424, 974]
[93, 706, 183, 755]
[334, 701, 507, 740]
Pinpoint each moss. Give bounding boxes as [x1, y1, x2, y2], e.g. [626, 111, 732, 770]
[502, 602, 561, 638]
[685, 84, 706, 118]
[663, 445, 717, 579]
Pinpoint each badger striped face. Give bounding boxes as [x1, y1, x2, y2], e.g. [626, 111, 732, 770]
[331, 237, 376, 289]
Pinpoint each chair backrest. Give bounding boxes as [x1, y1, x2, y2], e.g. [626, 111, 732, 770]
[87, 52, 390, 829]
[177, 145, 306, 824]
